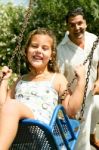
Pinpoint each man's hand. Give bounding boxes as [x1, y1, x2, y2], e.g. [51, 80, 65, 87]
[92, 79, 99, 95]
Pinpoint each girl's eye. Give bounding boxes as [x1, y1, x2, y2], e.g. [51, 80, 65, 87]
[30, 43, 50, 51]
[42, 46, 49, 51]
[31, 44, 38, 48]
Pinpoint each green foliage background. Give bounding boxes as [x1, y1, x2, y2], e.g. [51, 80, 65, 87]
[0, 0, 99, 74]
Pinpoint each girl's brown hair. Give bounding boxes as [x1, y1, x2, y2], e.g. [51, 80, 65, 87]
[25, 28, 59, 73]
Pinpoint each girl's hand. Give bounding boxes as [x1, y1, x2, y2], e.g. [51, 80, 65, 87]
[74, 64, 85, 81]
[0, 66, 12, 80]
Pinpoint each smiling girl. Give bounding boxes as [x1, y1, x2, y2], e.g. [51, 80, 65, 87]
[0, 28, 85, 150]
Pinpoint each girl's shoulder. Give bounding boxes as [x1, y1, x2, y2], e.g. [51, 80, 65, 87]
[55, 73, 68, 83]
[53, 73, 68, 96]
[55, 73, 68, 89]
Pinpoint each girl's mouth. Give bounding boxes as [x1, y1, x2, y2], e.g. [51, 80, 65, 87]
[33, 55, 43, 61]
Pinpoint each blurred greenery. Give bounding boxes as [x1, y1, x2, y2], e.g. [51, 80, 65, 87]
[0, 0, 99, 75]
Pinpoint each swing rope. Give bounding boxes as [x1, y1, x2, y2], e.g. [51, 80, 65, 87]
[60, 36, 99, 121]
[0, 0, 33, 84]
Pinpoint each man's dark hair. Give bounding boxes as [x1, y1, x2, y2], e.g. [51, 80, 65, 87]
[65, 7, 85, 23]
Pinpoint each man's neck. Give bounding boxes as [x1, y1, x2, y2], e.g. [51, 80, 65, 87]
[69, 36, 85, 49]
[77, 41, 84, 49]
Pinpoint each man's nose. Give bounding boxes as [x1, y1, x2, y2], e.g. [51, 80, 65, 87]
[75, 24, 80, 30]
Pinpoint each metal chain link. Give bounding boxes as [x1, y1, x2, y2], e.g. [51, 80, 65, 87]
[0, 0, 33, 84]
[60, 36, 99, 120]
[8, 0, 33, 68]
[68, 36, 99, 89]
[80, 36, 99, 120]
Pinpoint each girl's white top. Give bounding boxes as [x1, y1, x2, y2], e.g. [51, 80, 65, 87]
[15, 73, 58, 124]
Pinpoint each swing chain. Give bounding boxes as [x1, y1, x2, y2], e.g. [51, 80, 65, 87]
[68, 36, 99, 89]
[80, 36, 99, 120]
[8, 0, 33, 68]
[0, 0, 33, 84]
[60, 36, 99, 120]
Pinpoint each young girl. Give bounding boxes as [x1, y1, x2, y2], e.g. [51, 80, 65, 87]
[0, 28, 85, 150]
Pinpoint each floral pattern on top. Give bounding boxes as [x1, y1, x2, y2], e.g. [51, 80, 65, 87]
[15, 76, 58, 124]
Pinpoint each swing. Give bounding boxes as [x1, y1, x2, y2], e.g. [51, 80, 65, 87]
[0, 0, 99, 150]
[10, 105, 80, 150]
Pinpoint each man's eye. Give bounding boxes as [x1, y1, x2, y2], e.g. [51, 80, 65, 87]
[78, 22, 83, 25]
[68, 24, 75, 28]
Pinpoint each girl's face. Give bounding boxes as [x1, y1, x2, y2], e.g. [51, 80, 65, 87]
[26, 34, 53, 71]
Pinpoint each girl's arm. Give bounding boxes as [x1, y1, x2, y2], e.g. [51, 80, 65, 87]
[0, 66, 12, 106]
[59, 64, 85, 117]
[0, 80, 9, 106]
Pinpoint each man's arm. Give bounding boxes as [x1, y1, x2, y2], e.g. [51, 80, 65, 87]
[93, 61, 99, 95]
[97, 61, 99, 80]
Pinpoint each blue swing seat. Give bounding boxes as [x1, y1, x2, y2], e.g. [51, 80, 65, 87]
[10, 105, 80, 150]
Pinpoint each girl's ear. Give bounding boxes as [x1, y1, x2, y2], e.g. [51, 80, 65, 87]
[49, 52, 53, 60]
[49, 57, 52, 61]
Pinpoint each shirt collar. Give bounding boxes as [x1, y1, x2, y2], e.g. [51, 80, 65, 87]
[60, 31, 70, 45]
[61, 31, 88, 46]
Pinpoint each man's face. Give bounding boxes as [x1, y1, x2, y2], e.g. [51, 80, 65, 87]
[67, 15, 87, 41]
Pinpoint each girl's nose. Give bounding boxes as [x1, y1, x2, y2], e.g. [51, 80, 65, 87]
[36, 47, 42, 53]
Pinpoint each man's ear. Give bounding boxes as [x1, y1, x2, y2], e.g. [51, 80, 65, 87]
[84, 20, 87, 28]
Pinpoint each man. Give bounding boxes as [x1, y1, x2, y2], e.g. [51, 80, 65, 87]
[57, 7, 99, 150]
